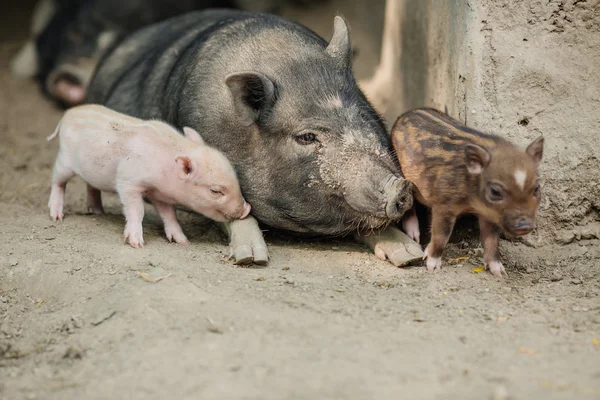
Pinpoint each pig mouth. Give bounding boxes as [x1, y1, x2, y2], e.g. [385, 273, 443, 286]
[328, 194, 392, 234]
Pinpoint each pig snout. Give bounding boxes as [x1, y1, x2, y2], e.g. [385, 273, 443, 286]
[383, 176, 414, 220]
[509, 217, 535, 236]
[46, 63, 93, 106]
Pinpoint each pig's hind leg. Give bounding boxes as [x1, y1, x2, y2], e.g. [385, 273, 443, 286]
[87, 185, 105, 215]
[151, 199, 190, 245]
[118, 188, 145, 248]
[423, 210, 456, 272]
[48, 157, 75, 221]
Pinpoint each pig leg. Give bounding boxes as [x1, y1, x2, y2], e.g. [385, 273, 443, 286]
[358, 225, 424, 267]
[401, 205, 420, 243]
[118, 188, 145, 248]
[48, 158, 75, 221]
[423, 210, 456, 271]
[221, 216, 268, 265]
[151, 200, 190, 245]
[479, 218, 507, 277]
[87, 185, 105, 215]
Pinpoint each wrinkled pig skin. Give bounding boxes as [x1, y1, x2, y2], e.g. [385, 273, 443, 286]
[47, 104, 250, 248]
[87, 10, 417, 264]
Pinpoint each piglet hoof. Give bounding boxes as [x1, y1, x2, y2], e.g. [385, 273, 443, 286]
[423, 244, 441, 272]
[425, 256, 442, 272]
[124, 227, 144, 249]
[487, 261, 507, 277]
[357, 226, 424, 267]
[165, 228, 189, 245]
[50, 211, 64, 222]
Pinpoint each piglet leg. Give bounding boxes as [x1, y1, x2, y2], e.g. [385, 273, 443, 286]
[48, 158, 75, 221]
[479, 217, 507, 277]
[151, 199, 190, 245]
[357, 225, 424, 267]
[87, 185, 105, 215]
[119, 188, 145, 248]
[221, 216, 268, 265]
[401, 205, 420, 243]
[423, 210, 456, 271]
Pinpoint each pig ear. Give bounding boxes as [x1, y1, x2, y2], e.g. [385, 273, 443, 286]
[464, 144, 491, 175]
[326, 16, 351, 69]
[175, 155, 194, 180]
[183, 127, 205, 145]
[526, 136, 544, 166]
[225, 71, 275, 127]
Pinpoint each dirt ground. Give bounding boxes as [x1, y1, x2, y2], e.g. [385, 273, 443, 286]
[1, 3, 600, 400]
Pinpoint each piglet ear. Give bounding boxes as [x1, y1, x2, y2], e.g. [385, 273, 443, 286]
[526, 136, 544, 166]
[175, 155, 194, 180]
[464, 144, 491, 175]
[183, 127, 205, 145]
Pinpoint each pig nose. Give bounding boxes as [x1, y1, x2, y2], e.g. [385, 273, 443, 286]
[239, 201, 251, 219]
[512, 218, 533, 235]
[384, 182, 413, 220]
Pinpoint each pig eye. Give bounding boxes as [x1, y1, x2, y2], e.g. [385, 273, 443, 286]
[294, 132, 318, 145]
[487, 184, 505, 203]
[210, 188, 224, 196]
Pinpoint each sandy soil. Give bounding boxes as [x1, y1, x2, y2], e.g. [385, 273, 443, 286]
[1, 3, 600, 400]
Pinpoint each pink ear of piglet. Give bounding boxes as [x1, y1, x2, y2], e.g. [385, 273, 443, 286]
[183, 127, 205, 145]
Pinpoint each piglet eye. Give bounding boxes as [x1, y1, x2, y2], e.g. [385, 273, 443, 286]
[210, 188, 224, 196]
[488, 185, 504, 202]
[295, 132, 318, 145]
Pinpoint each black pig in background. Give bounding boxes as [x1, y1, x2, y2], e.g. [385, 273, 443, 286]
[11, 0, 324, 106]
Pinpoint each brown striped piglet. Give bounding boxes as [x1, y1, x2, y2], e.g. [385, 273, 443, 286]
[391, 108, 544, 277]
[47, 104, 251, 248]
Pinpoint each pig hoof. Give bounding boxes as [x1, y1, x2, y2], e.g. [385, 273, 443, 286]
[124, 229, 144, 248]
[358, 226, 424, 267]
[426, 256, 442, 272]
[229, 244, 269, 265]
[50, 212, 64, 222]
[165, 229, 189, 245]
[488, 261, 507, 277]
[87, 206, 105, 215]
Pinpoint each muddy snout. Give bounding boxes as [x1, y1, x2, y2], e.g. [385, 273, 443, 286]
[383, 177, 414, 220]
[221, 200, 251, 221]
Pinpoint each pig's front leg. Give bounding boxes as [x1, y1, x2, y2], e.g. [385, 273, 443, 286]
[423, 210, 456, 271]
[119, 188, 145, 248]
[220, 216, 268, 265]
[151, 199, 190, 245]
[357, 225, 424, 267]
[479, 217, 506, 277]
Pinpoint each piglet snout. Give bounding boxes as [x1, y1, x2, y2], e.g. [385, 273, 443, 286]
[511, 218, 534, 236]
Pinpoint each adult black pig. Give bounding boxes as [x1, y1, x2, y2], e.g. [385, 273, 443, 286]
[87, 10, 423, 266]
